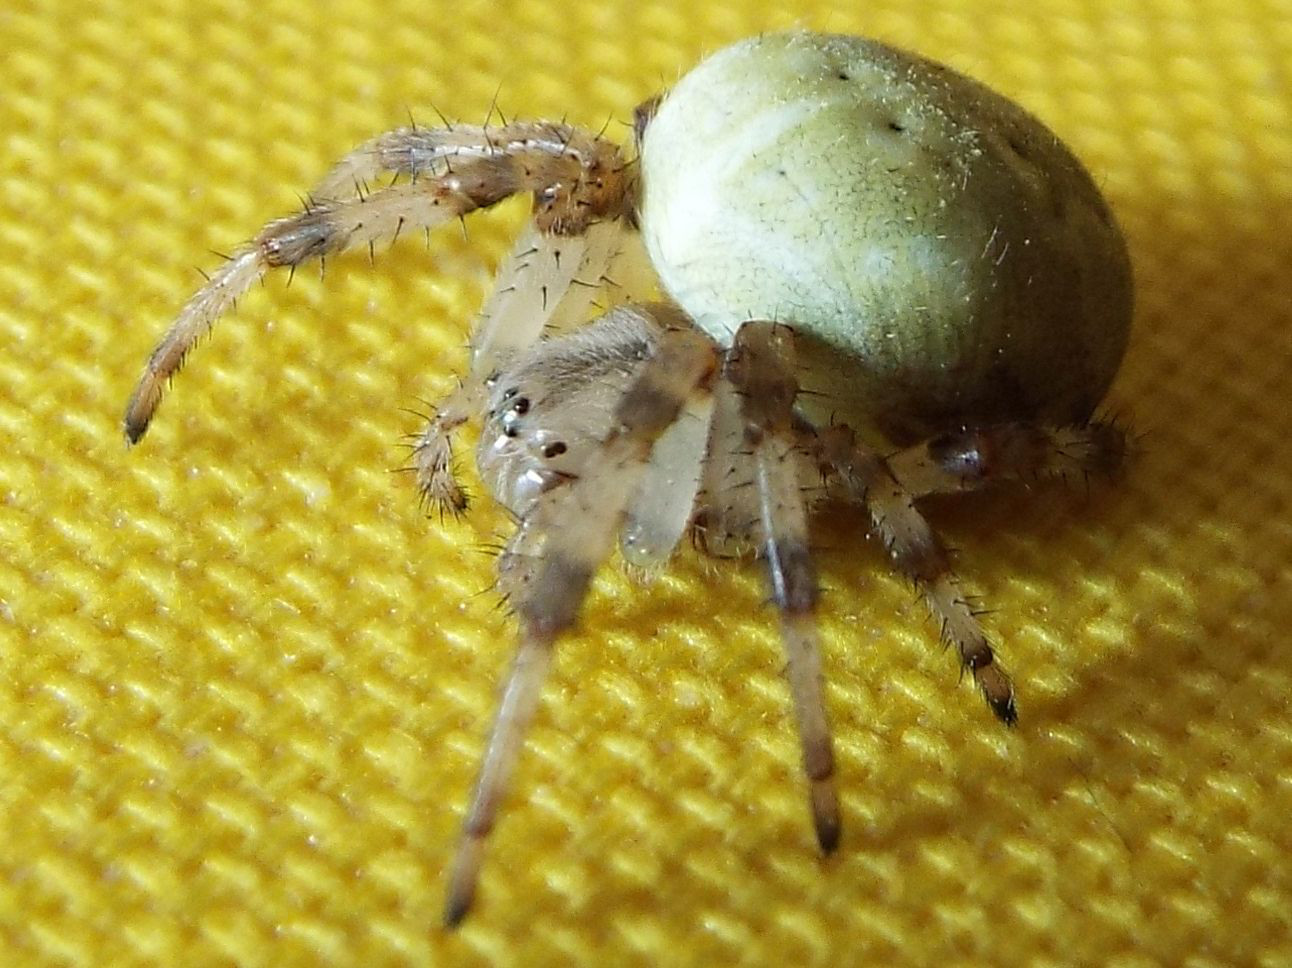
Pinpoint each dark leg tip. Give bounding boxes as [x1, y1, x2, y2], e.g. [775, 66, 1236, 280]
[123, 415, 149, 445]
[810, 781, 842, 854]
[442, 896, 471, 930]
[443, 836, 483, 930]
[816, 815, 842, 855]
[993, 695, 1019, 727]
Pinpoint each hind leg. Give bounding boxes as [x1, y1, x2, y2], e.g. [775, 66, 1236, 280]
[887, 422, 1128, 498]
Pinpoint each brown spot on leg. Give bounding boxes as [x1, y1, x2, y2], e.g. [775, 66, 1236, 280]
[517, 553, 596, 639]
[259, 207, 346, 267]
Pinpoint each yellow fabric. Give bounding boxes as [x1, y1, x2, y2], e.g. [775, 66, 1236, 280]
[2, 0, 1289, 964]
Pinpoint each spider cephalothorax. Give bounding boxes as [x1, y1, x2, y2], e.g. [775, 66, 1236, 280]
[126, 32, 1133, 925]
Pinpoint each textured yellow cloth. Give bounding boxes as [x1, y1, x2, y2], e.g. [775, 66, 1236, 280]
[2, 0, 1290, 965]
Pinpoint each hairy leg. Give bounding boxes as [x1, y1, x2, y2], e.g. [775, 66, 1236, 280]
[308, 121, 629, 216]
[124, 122, 629, 444]
[888, 421, 1128, 497]
[812, 425, 1018, 724]
[726, 321, 840, 851]
[693, 374, 762, 558]
[444, 314, 718, 926]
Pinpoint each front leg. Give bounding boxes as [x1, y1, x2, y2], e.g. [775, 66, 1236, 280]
[124, 122, 630, 444]
[443, 312, 718, 926]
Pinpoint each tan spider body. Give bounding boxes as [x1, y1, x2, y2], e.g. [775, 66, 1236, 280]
[126, 32, 1133, 925]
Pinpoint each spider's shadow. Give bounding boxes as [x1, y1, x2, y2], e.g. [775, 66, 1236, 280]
[833, 191, 1292, 873]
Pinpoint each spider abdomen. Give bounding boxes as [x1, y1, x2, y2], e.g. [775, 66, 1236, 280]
[638, 32, 1132, 443]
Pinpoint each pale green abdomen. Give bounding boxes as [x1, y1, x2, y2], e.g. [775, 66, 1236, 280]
[639, 32, 1132, 442]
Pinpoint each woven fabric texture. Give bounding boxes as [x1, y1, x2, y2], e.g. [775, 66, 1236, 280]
[2, 0, 1290, 965]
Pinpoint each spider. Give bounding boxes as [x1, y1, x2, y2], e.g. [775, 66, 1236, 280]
[125, 32, 1133, 925]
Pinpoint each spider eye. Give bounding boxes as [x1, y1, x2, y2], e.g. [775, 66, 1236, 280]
[499, 395, 530, 438]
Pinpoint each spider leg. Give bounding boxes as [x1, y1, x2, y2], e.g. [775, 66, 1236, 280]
[693, 373, 762, 558]
[726, 321, 840, 852]
[308, 122, 623, 204]
[444, 316, 718, 927]
[309, 124, 514, 199]
[618, 391, 713, 571]
[887, 421, 1129, 497]
[813, 425, 1018, 724]
[124, 122, 629, 443]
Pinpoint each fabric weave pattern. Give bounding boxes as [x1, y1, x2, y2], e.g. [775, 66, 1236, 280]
[1, 1, 1289, 964]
